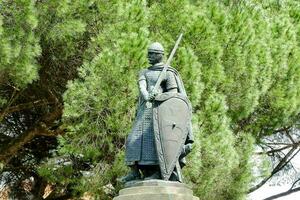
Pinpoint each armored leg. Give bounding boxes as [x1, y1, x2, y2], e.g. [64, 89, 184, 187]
[118, 164, 141, 183]
[140, 165, 161, 180]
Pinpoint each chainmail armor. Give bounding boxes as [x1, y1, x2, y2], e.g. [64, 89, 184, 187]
[125, 63, 178, 165]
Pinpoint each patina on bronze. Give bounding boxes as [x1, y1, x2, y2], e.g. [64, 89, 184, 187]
[119, 34, 194, 183]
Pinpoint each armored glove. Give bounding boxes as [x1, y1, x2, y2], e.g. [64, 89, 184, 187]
[148, 90, 158, 101]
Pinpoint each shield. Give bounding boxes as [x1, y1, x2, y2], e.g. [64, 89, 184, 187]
[153, 92, 191, 180]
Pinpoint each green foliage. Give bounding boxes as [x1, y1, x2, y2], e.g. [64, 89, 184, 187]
[62, 0, 149, 158]
[53, 0, 300, 199]
[56, 0, 149, 197]
[1, 0, 300, 199]
[36, 0, 90, 60]
[0, 0, 40, 88]
[228, 133, 255, 199]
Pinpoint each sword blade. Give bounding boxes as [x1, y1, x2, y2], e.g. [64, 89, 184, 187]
[152, 33, 183, 93]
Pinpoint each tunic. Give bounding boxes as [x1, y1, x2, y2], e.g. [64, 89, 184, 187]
[125, 62, 193, 166]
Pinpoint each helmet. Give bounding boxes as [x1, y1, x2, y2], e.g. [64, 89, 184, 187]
[148, 42, 164, 54]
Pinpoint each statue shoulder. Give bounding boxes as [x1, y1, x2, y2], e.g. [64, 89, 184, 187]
[138, 69, 148, 81]
[166, 66, 180, 76]
[138, 68, 148, 75]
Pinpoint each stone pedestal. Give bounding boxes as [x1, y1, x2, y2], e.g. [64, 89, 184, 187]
[114, 180, 199, 200]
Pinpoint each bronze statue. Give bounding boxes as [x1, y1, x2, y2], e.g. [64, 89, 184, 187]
[120, 35, 193, 183]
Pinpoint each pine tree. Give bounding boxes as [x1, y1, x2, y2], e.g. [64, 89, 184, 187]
[1, 1, 300, 199]
[0, 0, 40, 107]
[39, 0, 150, 199]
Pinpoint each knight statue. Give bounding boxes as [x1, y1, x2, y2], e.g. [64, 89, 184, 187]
[120, 35, 194, 183]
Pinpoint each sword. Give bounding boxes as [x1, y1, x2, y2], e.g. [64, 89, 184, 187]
[145, 33, 183, 109]
[152, 33, 183, 95]
[176, 161, 183, 182]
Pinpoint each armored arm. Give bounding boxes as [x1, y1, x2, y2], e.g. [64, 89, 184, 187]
[166, 70, 178, 93]
[138, 70, 150, 101]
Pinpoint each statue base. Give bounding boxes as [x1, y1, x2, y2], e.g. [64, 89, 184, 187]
[114, 180, 199, 200]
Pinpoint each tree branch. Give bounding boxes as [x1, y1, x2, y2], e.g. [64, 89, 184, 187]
[272, 126, 291, 134]
[4, 100, 50, 114]
[264, 142, 292, 145]
[0, 99, 54, 121]
[256, 145, 292, 155]
[263, 187, 300, 200]
[256, 140, 300, 155]
[248, 147, 300, 193]
[0, 106, 64, 165]
[290, 178, 300, 190]
[285, 130, 295, 143]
